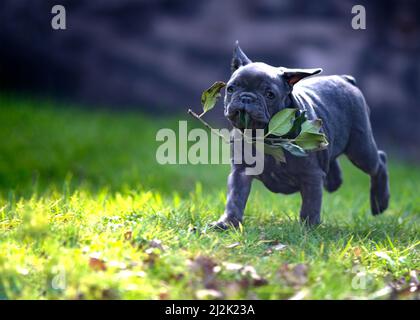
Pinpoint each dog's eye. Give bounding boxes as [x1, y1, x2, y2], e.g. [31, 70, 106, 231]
[265, 90, 275, 99]
[227, 86, 234, 93]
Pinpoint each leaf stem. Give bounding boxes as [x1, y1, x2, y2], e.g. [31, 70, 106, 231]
[187, 109, 299, 146]
[187, 109, 230, 144]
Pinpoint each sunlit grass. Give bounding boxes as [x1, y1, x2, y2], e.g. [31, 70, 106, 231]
[0, 95, 419, 299]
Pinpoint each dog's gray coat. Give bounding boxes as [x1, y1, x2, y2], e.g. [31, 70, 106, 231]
[212, 43, 390, 228]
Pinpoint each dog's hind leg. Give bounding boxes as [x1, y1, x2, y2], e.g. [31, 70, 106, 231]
[347, 147, 390, 215]
[370, 151, 390, 215]
[324, 158, 343, 193]
[344, 108, 390, 215]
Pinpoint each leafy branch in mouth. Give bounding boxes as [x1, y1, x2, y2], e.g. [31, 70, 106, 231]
[187, 108, 230, 144]
[187, 81, 329, 163]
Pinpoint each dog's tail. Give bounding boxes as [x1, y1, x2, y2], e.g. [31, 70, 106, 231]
[341, 74, 357, 86]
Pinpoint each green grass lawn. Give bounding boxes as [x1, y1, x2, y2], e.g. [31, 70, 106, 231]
[0, 95, 419, 299]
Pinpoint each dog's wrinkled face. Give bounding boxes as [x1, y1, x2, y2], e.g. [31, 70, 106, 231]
[224, 62, 289, 129]
[224, 43, 322, 129]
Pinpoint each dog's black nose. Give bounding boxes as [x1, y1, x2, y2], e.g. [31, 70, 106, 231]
[240, 93, 256, 105]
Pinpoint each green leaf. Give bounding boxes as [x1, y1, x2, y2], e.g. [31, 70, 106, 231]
[201, 81, 226, 115]
[239, 111, 251, 129]
[300, 119, 323, 134]
[295, 132, 328, 151]
[267, 108, 297, 136]
[264, 143, 286, 163]
[282, 110, 307, 139]
[279, 142, 307, 157]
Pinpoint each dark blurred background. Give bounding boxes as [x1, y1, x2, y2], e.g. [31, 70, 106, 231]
[0, 0, 419, 159]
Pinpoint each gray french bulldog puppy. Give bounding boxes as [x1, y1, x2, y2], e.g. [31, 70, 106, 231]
[211, 42, 390, 229]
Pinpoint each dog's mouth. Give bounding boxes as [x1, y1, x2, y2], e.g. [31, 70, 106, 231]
[228, 110, 268, 130]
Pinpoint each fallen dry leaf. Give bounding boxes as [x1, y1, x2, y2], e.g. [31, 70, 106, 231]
[225, 242, 241, 249]
[409, 270, 419, 287]
[189, 256, 217, 274]
[123, 230, 132, 241]
[149, 239, 167, 251]
[289, 288, 309, 300]
[222, 262, 243, 272]
[391, 270, 420, 299]
[101, 288, 119, 299]
[240, 265, 268, 287]
[369, 286, 393, 299]
[272, 243, 287, 251]
[241, 265, 259, 279]
[89, 256, 107, 271]
[189, 257, 269, 292]
[372, 270, 420, 299]
[353, 247, 362, 257]
[221, 262, 268, 287]
[264, 241, 287, 255]
[159, 290, 170, 300]
[195, 289, 224, 300]
[277, 263, 308, 287]
[188, 256, 218, 289]
[144, 247, 160, 267]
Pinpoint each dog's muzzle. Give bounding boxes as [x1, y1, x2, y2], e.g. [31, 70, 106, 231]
[225, 93, 269, 129]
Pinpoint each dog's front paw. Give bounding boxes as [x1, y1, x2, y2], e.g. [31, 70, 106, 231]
[208, 220, 230, 231]
[208, 216, 241, 231]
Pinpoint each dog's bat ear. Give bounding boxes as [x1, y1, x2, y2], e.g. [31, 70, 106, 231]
[231, 41, 252, 73]
[280, 67, 323, 86]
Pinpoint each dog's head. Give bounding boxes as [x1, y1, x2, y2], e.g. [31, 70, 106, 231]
[224, 42, 322, 129]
